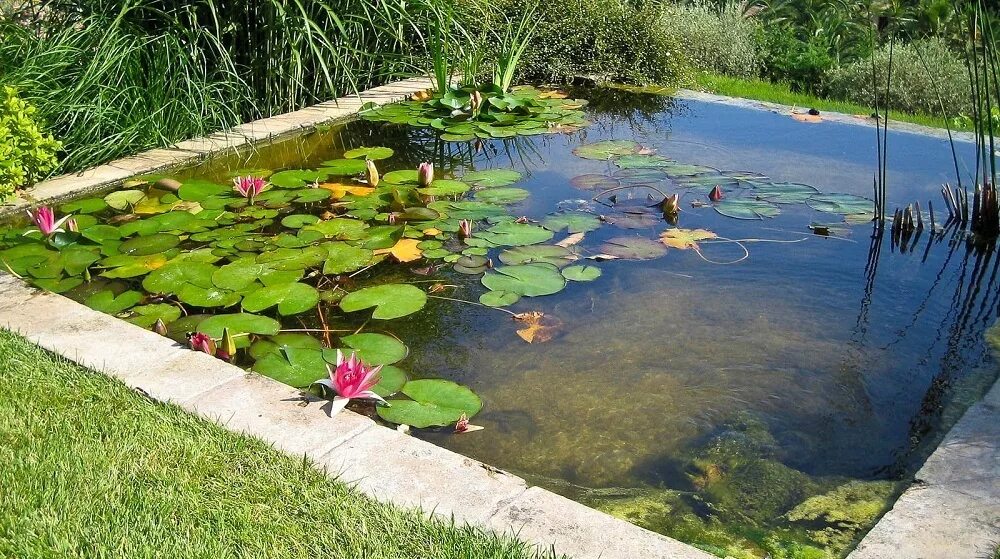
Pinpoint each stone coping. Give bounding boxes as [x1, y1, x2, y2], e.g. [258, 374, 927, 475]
[1, 77, 996, 557]
[675, 89, 978, 144]
[0, 77, 715, 559]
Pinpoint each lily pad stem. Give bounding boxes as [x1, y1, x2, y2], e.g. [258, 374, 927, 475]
[427, 294, 518, 316]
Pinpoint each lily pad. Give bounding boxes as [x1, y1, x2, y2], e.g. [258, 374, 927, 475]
[481, 263, 566, 296]
[599, 237, 668, 260]
[118, 233, 180, 256]
[417, 179, 469, 196]
[253, 347, 328, 388]
[339, 284, 427, 319]
[613, 154, 674, 169]
[479, 290, 521, 307]
[343, 146, 394, 160]
[573, 140, 641, 160]
[570, 174, 619, 190]
[562, 265, 602, 281]
[320, 159, 368, 176]
[61, 197, 107, 214]
[807, 193, 875, 215]
[197, 313, 281, 347]
[462, 169, 522, 188]
[373, 365, 407, 397]
[241, 282, 320, 315]
[541, 212, 601, 234]
[753, 182, 820, 204]
[125, 303, 182, 328]
[498, 245, 576, 267]
[377, 379, 482, 428]
[659, 228, 718, 250]
[212, 258, 303, 291]
[280, 214, 321, 229]
[715, 199, 781, 220]
[340, 332, 408, 364]
[473, 187, 530, 204]
[104, 190, 145, 210]
[323, 243, 375, 274]
[249, 333, 323, 360]
[85, 290, 143, 314]
[475, 221, 553, 247]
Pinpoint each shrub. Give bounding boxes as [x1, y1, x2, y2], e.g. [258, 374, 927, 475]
[477, 0, 693, 86]
[0, 86, 60, 200]
[758, 26, 837, 94]
[825, 37, 970, 117]
[659, 3, 762, 80]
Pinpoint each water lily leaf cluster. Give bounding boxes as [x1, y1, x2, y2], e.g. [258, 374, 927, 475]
[360, 85, 589, 141]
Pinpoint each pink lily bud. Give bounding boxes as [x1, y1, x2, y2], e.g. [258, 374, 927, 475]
[188, 332, 216, 356]
[233, 176, 268, 204]
[458, 219, 472, 238]
[387, 213, 397, 225]
[152, 319, 168, 336]
[366, 159, 380, 187]
[66, 218, 79, 232]
[455, 413, 471, 433]
[418, 162, 434, 187]
[470, 91, 483, 115]
[709, 185, 723, 202]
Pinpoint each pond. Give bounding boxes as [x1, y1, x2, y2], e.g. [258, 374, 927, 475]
[3, 87, 998, 559]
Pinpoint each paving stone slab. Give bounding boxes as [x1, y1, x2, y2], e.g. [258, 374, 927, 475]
[316, 424, 528, 525]
[182, 372, 376, 457]
[106, 148, 200, 174]
[487, 487, 716, 559]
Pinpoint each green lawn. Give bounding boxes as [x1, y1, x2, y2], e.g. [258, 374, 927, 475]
[0, 329, 556, 559]
[693, 73, 970, 132]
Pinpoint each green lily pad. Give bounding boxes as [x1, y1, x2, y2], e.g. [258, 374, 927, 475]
[31, 277, 83, 293]
[427, 201, 507, 220]
[85, 290, 143, 314]
[343, 146, 394, 160]
[377, 379, 482, 428]
[541, 212, 601, 234]
[462, 169, 522, 187]
[339, 284, 427, 319]
[498, 245, 576, 267]
[452, 254, 489, 274]
[61, 197, 107, 214]
[715, 199, 781, 220]
[177, 180, 229, 202]
[479, 290, 521, 307]
[340, 332, 408, 364]
[280, 214, 321, 229]
[269, 169, 327, 188]
[256, 246, 328, 271]
[249, 333, 324, 360]
[305, 218, 368, 240]
[476, 221, 553, 247]
[383, 170, 419, 184]
[100, 253, 172, 278]
[562, 265, 602, 281]
[57, 246, 101, 276]
[807, 193, 875, 215]
[212, 258, 303, 291]
[373, 365, 407, 397]
[614, 154, 674, 169]
[118, 233, 180, 256]
[353, 225, 403, 250]
[104, 190, 145, 210]
[80, 224, 121, 243]
[570, 174, 619, 190]
[320, 159, 368, 176]
[322, 243, 375, 274]
[125, 303, 182, 328]
[253, 347, 328, 388]
[599, 237, 668, 260]
[573, 140, 641, 160]
[474, 187, 530, 204]
[241, 282, 319, 315]
[197, 313, 281, 347]
[417, 179, 469, 196]
[481, 263, 566, 297]
[754, 182, 820, 204]
[143, 261, 241, 308]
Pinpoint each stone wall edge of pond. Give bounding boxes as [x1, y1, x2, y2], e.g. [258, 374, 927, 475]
[675, 89, 977, 144]
[0, 76, 439, 219]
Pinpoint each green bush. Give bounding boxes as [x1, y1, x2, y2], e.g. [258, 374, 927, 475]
[478, 0, 693, 86]
[825, 37, 970, 117]
[758, 27, 837, 94]
[659, 3, 762, 80]
[0, 86, 60, 200]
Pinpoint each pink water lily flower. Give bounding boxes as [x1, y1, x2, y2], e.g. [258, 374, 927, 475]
[709, 185, 724, 202]
[233, 175, 268, 204]
[316, 350, 386, 404]
[24, 206, 72, 237]
[417, 162, 434, 187]
[188, 332, 216, 356]
[458, 218, 473, 238]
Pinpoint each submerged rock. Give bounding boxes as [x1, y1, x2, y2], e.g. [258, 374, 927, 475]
[785, 479, 901, 550]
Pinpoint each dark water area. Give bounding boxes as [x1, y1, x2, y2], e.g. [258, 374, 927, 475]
[8, 89, 998, 558]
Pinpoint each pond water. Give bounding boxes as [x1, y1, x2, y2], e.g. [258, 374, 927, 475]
[3, 88, 998, 558]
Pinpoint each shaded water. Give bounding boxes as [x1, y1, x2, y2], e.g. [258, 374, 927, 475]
[12, 90, 1000, 557]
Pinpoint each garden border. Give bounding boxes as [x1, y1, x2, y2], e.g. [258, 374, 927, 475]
[1, 80, 996, 558]
[0, 77, 714, 559]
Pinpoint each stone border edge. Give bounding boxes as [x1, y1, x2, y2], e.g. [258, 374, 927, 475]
[0, 77, 714, 559]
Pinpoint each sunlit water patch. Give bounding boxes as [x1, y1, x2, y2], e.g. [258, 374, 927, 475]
[3, 88, 998, 558]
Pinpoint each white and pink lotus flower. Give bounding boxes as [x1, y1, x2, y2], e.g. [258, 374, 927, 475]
[24, 206, 73, 237]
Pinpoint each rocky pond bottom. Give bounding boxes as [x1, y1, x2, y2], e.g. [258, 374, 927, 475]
[3, 88, 998, 558]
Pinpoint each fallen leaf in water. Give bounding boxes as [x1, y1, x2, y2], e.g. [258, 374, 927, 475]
[586, 253, 620, 261]
[428, 283, 451, 293]
[513, 311, 561, 343]
[374, 238, 423, 262]
[556, 232, 586, 247]
[422, 228, 442, 236]
[659, 228, 718, 250]
[319, 182, 376, 198]
[411, 90, 433, 101]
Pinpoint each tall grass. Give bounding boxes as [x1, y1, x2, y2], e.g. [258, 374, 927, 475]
[0, 0, 449, 175]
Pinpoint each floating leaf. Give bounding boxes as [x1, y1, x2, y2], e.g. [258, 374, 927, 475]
[498, 245, 577, 267]
[85, 290, 143, 314]
[514, 311, 561, 343]
[453, 254, 489, 274]
[479, 290, 520, 307]
[280, 214, 321, 229]
[753, 182, 820, 204]
[249, 333, 323, 360]
[481, 263, 566, 296]
[659, 228, 718, 250]
[377, 379, 482, 428]
[715, 199, 781, 220]
[570, 174, 619, 190]
[143, 261, 240, 308]
[197, 313, 281, 347]
[474, 187, 530, 204]
[339, 284, 427, 319]
[373, 365, 407, 397]
[253, 347, 327, 388]
[343, 146, 394, 160]
[256, 246, 328, 270]
[562, 265, 601, 281]
[340, 332, 408, 364]
[104, 190, 145, 210]
[475, 221, 553, 247]
[374, 238, 423, 263]
[598, 237, 667, 260]
[323, 243, 375, 274]
[100, 253, 171, 278]
[541, 212, 601, 234]
[383, 170, 419, 184]
[573, 140, 641, 160]
[417, 179, 469, 196]
[241, 282, 319, 315]
[125, 303, 182, 328]
[61, 197, 107, 214]
[807, 193, 875, 215]
[305, 218, 368, 240]
[613, 154, 674, 169]
[118, 233, 180, 256]
[462, 169, 522, 187]
[212, 258, 303, 291]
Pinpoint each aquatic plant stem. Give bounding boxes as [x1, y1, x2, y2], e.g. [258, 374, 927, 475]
[427, 294, 518, 316]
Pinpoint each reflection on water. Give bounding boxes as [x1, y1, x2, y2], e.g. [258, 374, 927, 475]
[136, 89, 1000, 556]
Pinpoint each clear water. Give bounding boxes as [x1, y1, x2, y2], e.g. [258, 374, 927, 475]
[14, 89, 1000, 557]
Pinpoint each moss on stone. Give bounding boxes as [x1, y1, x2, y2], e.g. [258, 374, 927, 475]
[785, 480, 900, 549]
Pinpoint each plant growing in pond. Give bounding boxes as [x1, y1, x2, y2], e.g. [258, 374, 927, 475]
[24, 206, 72, 238]
[418, 162, 434, 187]
[365, 160, 380, 187]
[188, 332, 216, 356]
[232, 176, 267, 205]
